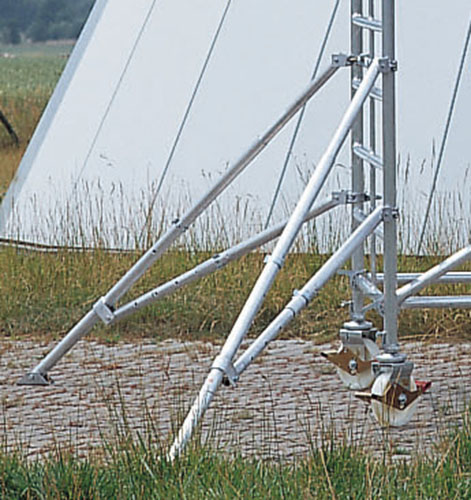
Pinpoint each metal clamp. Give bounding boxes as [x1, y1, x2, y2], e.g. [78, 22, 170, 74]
[264, 254, 284, 269]
[93, 297, 115, 325]
[171, 218, 189, 232]
[382, 206, 399, 222]
[293, 289, 310, 306]
[331, 53, 357, 67]
[378, 57, 398, 73]
[212, 355, 239, 387]
[332, 190, 369, 204]
[348, 192, 370, 204]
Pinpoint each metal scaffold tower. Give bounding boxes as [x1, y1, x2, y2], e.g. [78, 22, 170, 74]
[18, 0, 471, 458]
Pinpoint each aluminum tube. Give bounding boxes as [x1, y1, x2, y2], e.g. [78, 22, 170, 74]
[352, 143, 383, 169]
[401, 296, 471, 309]
[104, 64, 338, 306]
[350, 0, 366, 321]
[234, 207, 383, 377]
[31, 309, 99, 375]
[353, 208, 383, 239]
[113, 199, 339, 322]
[396, 245, 471, 304]
[352, 14, 383, 32]
[168, 63, 380, 459]
[210, 59, 380, 367]
[382, 0, 398, 347]
[375, 272, 471, 285]
[352, 77, 382, 101]
[368, 0, 378, 284]
[168, 368, 224, 460]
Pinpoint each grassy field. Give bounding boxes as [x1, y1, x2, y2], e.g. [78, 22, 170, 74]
[1, 42, 471, 498]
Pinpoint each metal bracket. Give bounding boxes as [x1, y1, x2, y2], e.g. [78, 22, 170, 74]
[378, 57, 398, 73]
[171, 218, 189, 232]
[331, 53, 357, 67]
[382, 206, 399, 222]
[93, 297, 115, 325]
[321, 346, 372, 376]
[372, 357, 412, 386]
[332, 190, 370, 204]
[17, 372, 52, 386]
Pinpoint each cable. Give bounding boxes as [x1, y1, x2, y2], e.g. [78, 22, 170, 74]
[264, 0, 341, 228]
[417, 13, 471, 254]
[141, 0, 233, 244]
[72, 0, 159, 191]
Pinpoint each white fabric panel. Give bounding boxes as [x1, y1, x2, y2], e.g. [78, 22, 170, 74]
[1, 0, 470, 251]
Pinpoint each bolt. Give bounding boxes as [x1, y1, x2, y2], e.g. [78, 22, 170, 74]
[348, 359, 358, 375]
[398, 393, 407, 410]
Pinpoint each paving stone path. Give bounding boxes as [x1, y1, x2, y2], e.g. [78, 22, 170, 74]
[0, 339, 470, 460]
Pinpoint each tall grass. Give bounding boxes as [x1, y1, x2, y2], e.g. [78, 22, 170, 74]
[0, 406, 470, 498]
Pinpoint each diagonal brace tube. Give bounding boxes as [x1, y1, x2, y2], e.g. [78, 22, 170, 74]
[233, 206, 383, 378]
[396, 244, 471, 304]
[20, 64, 339, 383]
[167, 61, 381, 459]
[113, 198, 340, 323]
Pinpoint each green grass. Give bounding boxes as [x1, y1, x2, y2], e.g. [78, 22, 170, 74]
[0, 408, 470, 499]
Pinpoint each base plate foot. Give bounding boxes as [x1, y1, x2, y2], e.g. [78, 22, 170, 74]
[17, 372, 52, 386]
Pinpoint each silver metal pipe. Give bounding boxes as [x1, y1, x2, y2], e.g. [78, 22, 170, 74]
[375, 272, 471, 285]
[396, 245, 471, 304]
[401, 296, 471, 309]
[28, 310, 99, 377]
[368, 0, 378, 284]
[381, 0, 399, 348]
[234, 206, 384, 378]
[350, 0, 366, 322]
[353, 208, 383, 239]
[113, 199, 339, 322]
[352, 77, 382, 101]
[352, 14, 383, 32]
[21, 64, 339, 382]
[168, 61, 381, 459]
[352, 143, 383, 169]
[354, 274, 382, 299]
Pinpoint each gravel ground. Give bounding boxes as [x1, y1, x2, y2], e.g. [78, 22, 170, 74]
[0, 338, 470, 460]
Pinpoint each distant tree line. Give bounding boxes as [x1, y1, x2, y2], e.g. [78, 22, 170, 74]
[0, 0, 96, 44]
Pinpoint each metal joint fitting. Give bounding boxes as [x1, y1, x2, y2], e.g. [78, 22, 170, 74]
[331, 53, 356, 67]
[293, 289, 310, 306]
[382, 206, 399, 222]
[332, 190, 349, 204]
[347, 192, 370, 204]
[264, 254, 284, 269]
[93, 297, 115, 325]
[212, 355, 238, 387]
[378, 57, 398, 73]
[350, 270, 366, 289]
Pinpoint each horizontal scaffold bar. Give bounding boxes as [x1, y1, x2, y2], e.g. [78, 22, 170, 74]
[401, 296, 471, 309]
[351, 14, 383, 32]
[375, 272, 471, 285]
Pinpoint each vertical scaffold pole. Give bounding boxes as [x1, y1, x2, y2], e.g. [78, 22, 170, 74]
[350, 0, 365, 321]
[381, 0, 399, 349]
